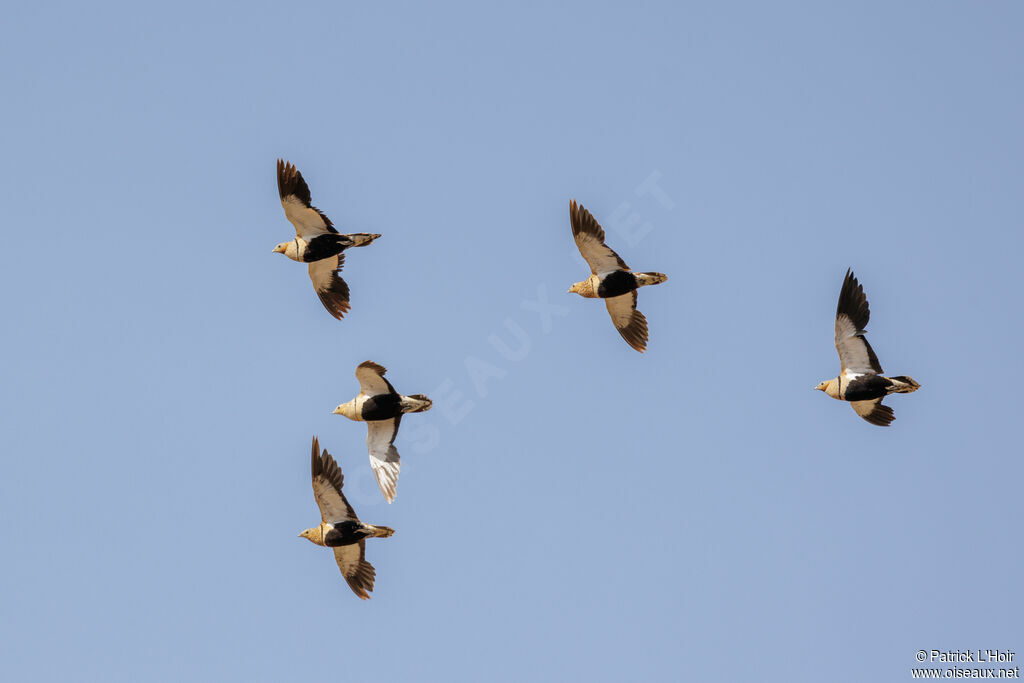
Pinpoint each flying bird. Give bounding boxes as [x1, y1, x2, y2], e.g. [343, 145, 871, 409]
[815, 269, 920, 426]
[567, 200, 667, 352]
[299, 436, 395, 600]
[272, 159, 381, 320]
[333, 361, 433, 503]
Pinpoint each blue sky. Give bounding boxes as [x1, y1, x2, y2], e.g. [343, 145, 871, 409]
[2, 2, 1022, 681]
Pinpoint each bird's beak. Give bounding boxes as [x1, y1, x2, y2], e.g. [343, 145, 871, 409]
[332, 407, 342, 415]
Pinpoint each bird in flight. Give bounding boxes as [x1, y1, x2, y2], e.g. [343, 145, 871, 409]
[815, 269, 920, 425]
[567, 200, 667, 352]
[273, 159, 380, 320]
[300, 436, 395, 599]
[333, 361, 433, 503]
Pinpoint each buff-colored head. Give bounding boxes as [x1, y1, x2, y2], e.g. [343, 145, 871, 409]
[333, 400, 359, 421]
[568, 281, 589, 297]
[815, 379, 840, 399]
[272, 243, 288, 254]
[298, 527, 322, 545]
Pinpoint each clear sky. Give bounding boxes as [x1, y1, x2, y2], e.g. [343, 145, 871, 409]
[2, 2, 1022, 681]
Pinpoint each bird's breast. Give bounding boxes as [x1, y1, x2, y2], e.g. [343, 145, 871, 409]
[284, 238, 307, 262]
[361, 394, 402, 421]
[324, 521, 368, 547]
[842, 375, 891, 402]
[303, 234, 347, 263]
[597, 271, 638, 298]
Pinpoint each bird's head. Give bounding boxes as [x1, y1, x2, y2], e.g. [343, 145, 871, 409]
[333, 400, 358, 420]
[568, 281, 585, 297]
[815, 379, 840, 399]
[272, 243, 288, 255]
[298, 527, 320, 544]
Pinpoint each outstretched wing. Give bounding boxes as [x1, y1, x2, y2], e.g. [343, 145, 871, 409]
[835, 269, 883, 376]
[605, 291, 648, 352]
[850, 399, 894, 426]
[332, 542, 377, 599]
[355, 360, 397, 396]
[310, 437, 359, 524]
[570, 200, 629, 276]
[367, 416, 402, 503]
[277, 159, 337, 239]
[308, 254, 351, 320]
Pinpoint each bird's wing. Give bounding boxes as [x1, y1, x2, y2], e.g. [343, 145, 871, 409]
[355, 360, 397, 396]
[333, 541, 376, 600]
[310, 437, 359, 523]
[569, 200, 629, 276]
[605, 291, 648, 352]
[367, 416, 402, 503]
[277, 159, 338, 239]
[308, 254, 351, 320]
[834, 269, 883, 376]
[850, 399, 894, 426]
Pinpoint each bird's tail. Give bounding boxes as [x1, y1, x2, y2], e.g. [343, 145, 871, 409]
[367, 525, 395, 538]
[888, 376, 920, 393]
[401, 394, 433, 413]
[345, 233, 381, 248]
[635, 272, 668, 288]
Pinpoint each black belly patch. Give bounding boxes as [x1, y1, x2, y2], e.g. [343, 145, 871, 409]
[324, 521, 368, 547]
[844, 375, 891, 402]
[597, 270, 638, 298]
[303, 234, 347, 263]
[361, 393, 401, 421]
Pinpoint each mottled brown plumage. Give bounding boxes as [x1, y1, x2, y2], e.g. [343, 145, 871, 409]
[333, 362, 433, 503]
[567, 200, 666, 352]
[815, 270, 920, 426]
[300, 437, 394, 599]
[272, 160, 380, 320]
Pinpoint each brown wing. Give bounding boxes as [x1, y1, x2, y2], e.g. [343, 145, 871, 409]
[277, 159, 337, 238]
[355, 360, 397, 396]
[332, 542, 377, 599]
[570, 200, 629, 276]
[310, 437, 359, 524]
[604, 291, 649, 352]
[308, 254, 351, 320]
[834, 269, 883, 376]
[850, 399, 894, 426]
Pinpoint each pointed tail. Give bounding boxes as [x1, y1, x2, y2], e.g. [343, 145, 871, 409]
[367, 525, 395, 538]
[402, 394, 433, 413]
[345, 233, 381, 248]
[888, 376, 920, 393]
[635, 272, 668, 288]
